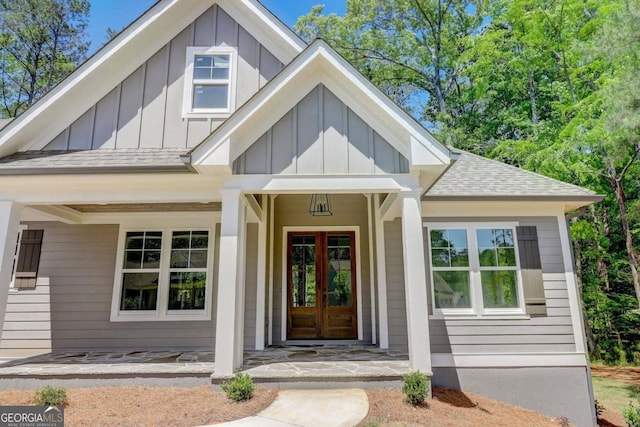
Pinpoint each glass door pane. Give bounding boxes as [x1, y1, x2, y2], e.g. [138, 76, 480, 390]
[327, 234, 353, 307]
[290, 235, 316, 308]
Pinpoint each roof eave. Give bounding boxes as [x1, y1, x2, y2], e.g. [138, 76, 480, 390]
[0, 166, 193, 175]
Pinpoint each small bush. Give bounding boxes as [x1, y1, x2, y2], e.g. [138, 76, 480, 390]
[594, 399, 604, 419]
[34, 385, 67, 406]
[624, 401, 640, 427]
[402, 370, 429, 405]
[221, 372, 256, 402]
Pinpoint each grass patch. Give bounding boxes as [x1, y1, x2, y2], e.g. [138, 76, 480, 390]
[592, 376, 638, 413]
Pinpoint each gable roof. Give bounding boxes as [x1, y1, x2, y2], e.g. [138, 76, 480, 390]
[0, 0, 305, 158]
[187, 39, 452, 172]
[425, 150, 602, 202]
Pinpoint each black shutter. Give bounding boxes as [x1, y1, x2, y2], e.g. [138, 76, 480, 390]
[516, 226, 547, 316]
[14, 230, 44, 289]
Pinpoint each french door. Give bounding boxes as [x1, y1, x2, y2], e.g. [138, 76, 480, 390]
[287, 231, 357, 340]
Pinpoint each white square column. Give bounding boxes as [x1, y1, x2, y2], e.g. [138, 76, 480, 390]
[214, 190, 247, 375]
[0, 201, 23, 341]
[400, 191, 432, 373]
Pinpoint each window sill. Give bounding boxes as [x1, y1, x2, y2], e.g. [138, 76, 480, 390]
[182, 112, 232, 120]
[110, 312, 212, 322]
[429, 313, 530, 321]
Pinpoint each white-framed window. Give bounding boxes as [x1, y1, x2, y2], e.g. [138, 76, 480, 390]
[425, 222, 525, 316]
[111, 226, 215, 322]
[183, 46, 237, 118]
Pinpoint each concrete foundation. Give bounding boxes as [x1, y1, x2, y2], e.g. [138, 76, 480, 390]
[432, 366, 596, 427]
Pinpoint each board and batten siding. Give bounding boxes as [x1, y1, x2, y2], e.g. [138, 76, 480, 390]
[425, 216, 576, 354]
[233, 84, 410, 175]
[272, 194, 372, 343]
[1, 222, 218, 353]
[43, 5, 282, 151]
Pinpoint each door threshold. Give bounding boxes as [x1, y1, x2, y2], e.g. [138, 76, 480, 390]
[281, 340, 364, 346]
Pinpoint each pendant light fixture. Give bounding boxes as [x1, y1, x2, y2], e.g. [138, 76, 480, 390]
[309, 194, 333, 216]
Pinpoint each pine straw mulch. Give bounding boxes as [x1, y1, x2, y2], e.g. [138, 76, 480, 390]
[0, 386, 277, 427]
[360, 387, 570, 427]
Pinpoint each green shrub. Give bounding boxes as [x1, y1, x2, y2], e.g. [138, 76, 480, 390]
[221, 372, 257, 402]
[624, 401, 640, 427]
[402, 370, 429, 405]
[34, 385, 67, 406]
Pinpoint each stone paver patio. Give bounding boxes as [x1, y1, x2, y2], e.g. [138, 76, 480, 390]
[0, 345, 410, 381]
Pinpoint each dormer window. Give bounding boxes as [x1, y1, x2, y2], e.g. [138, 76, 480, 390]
[183, 47, 237, 118]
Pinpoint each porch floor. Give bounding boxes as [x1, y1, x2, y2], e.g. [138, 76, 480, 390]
[0, 345, 411, 386]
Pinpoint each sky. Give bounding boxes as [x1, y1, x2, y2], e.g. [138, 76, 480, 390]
[87, 1, 347, 54]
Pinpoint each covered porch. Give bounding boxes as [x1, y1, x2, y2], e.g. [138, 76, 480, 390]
[0, 345, 410, 390]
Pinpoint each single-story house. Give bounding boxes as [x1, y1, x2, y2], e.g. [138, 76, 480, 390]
[0, 1, 601, 425]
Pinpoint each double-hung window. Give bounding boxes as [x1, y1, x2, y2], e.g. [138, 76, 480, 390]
[426, 223, 524, 316]
[112, 227, 214, 321]
[183, 47, 237, 117]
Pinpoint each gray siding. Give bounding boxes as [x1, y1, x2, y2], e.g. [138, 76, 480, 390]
[425, 216, 576, 354]
[233, 85, 410, 175]
[272, 194, 372, 343]
[4, 222, 217, 352]
[43, 5, 283, 151]
[384, 219, 408, 351]
[244, 223, 258, 349]
[0, 278, 52, 359]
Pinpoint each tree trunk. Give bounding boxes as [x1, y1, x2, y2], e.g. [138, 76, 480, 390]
[607, 163, 640, 307]
[529, 70, 538, 125]
[589, 204, 610, 290]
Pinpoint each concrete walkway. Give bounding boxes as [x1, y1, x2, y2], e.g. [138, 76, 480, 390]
[207, 389, 369, 427]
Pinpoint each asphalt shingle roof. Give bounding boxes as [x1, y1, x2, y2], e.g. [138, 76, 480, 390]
[0, 149, 189, 173]
[425, 150, 599, 199]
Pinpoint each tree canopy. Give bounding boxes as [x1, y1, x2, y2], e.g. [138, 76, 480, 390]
[0, 0, 89, 118]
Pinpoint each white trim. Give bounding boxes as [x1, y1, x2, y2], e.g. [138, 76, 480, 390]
[366, 195, 377, 345]
[557, 215, 587, 354]
[373, 194, 389, 349]
[254, 196, 267, 350]
[422, 201, 568, 218]
[281, 226, 363, 342]
[183, 47, 238, 118]
[431, 352, 589, 368]
[221, 174, 421, 194]
[0, 0, 304, 157]
[267, 195, 276, 346]
[109, 219, 217, 322]
[190, 40, 451, 170]
[424, 222, 526, 317]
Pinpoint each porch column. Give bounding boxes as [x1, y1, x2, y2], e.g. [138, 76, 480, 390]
[373, 194, 389, 349]
[400, 191, 431, 373]
[254, 197, 267, 350]
[0, 202, 23, 340]
[214, 190, 247, 375]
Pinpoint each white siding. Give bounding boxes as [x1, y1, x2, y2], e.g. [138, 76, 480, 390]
[43, 5, 282, 151]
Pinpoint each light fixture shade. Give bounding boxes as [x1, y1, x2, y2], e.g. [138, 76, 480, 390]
[309, 194, 333, 216]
